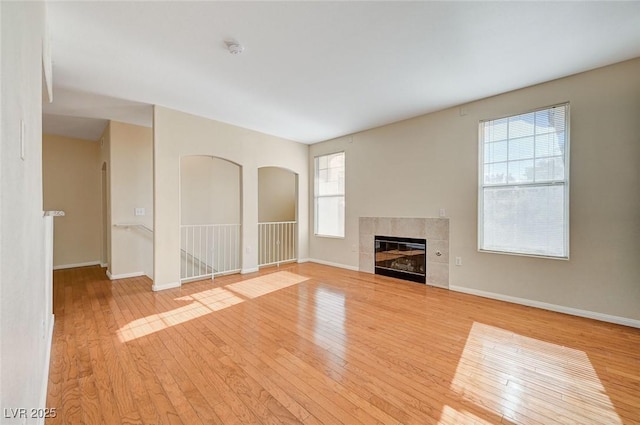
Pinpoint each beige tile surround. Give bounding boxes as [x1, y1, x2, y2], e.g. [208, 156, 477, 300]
[359, 217, 450, 288]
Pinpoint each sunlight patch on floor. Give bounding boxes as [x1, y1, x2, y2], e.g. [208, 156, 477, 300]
[446, 322, 621, 424]
[117, 271, 307, 343]
[313, 286, 346, 359]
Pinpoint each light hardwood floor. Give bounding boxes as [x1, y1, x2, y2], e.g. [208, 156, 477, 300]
[46, 263, 640, 425]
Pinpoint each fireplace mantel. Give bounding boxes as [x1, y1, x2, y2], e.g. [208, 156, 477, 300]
[359, 217, 449, 288]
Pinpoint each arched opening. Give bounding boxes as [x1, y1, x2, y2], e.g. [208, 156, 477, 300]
[179, 155, 242, 282]
[257, 166, 298, 267]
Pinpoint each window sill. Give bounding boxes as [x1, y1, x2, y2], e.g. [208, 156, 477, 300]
[314, 234, 345, 239]
[478, 248, 569, 261]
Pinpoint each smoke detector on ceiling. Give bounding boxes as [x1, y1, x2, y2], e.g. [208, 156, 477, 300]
[225, 40, 244, 55]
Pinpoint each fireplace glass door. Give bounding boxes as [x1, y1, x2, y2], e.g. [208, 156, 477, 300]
[374, 236, 426, 283]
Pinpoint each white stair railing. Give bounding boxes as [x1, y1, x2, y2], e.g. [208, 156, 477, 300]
[258, 221, 297, 267]
[180, 224, 241, 282]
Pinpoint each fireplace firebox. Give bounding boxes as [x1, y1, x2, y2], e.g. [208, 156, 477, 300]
[374, 235, 426, 284]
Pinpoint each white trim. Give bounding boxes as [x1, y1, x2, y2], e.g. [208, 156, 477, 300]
[152, 281, 181, 291]
[297, 258, 310, 264]
[106, 270, 145, 280]
[38, 314, 55, 425]
[449, 285, 640, 329]
[308, 258, 359, 271]
[241, 267, 259, 274]
[53, 260, 101, 270]
[100, 262, 108, 268]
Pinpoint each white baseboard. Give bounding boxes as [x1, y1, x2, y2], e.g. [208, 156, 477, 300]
[38, 314, 55, 425]
[152, 281, 181, 292]
[53, 260, 101, 270]
[297, 258, 310, 264]
[307, 258, 359, 272]
[449, 285, 640, 329]
[100, 262, 108, 268]
[106, 270, 145, 280]
[241, 267, 259, 274]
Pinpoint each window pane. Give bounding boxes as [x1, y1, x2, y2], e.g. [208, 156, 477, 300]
[508, 136, 534, 161]
[509, 113, 535, 139]
[484, 118, 508, 142]
[318, 169, 329, 184]
[316, 196, 345, 237]
[482, 185, 566, 257]
[555, 131, 567, 156]
[507, 159, 534, 184]
[318, 170, 343, 196]
[535, 132, 556, 158]
[484, 162, 507, 185]
[535, 107, 566, 134]
[318, 155, 328, 170]
[535, 156, 564, 182]
[329, 152, 345, 168]
[484, 140, 507, 163]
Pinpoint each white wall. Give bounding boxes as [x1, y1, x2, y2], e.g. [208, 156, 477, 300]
[107, 121, 154, 279]
[0, 2, 53, 423]
[310, 58, 640, 323]
[153, 106, 309, 290]
[180, 156, 241, 225]
[42, 134, 102, 268]
[258, 167, 297, 223]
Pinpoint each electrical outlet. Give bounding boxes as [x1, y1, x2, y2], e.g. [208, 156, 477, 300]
[455, 257, 462, 266]
[134, 207, 145, 216]
[439, 208, 446, 217]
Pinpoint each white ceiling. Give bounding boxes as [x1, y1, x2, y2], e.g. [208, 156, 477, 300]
[44, 1, 640, 144]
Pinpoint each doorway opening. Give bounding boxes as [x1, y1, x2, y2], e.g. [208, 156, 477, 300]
[257, 167, 298, 267]
[179, 156, 242, 282]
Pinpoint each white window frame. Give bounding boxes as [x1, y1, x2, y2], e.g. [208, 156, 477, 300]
[478, 103, 570, 259]
[314, 151, 345, 238]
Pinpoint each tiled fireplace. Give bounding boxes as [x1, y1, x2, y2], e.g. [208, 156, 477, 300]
[359, 217, 450, 287]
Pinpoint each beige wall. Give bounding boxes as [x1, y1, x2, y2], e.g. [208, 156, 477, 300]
[258, 167, 296, 223]
[43, 134, 102, 267]
[108, 121, 154, 279]
[1, 1, 53, 416]
[310, 58, 640, 322]
[180, 156, 241, 225]
[153, 106, 309, 289]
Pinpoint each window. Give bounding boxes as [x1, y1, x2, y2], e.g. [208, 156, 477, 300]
[479, 104, 569, 258]
[314, 152, 345, 237]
